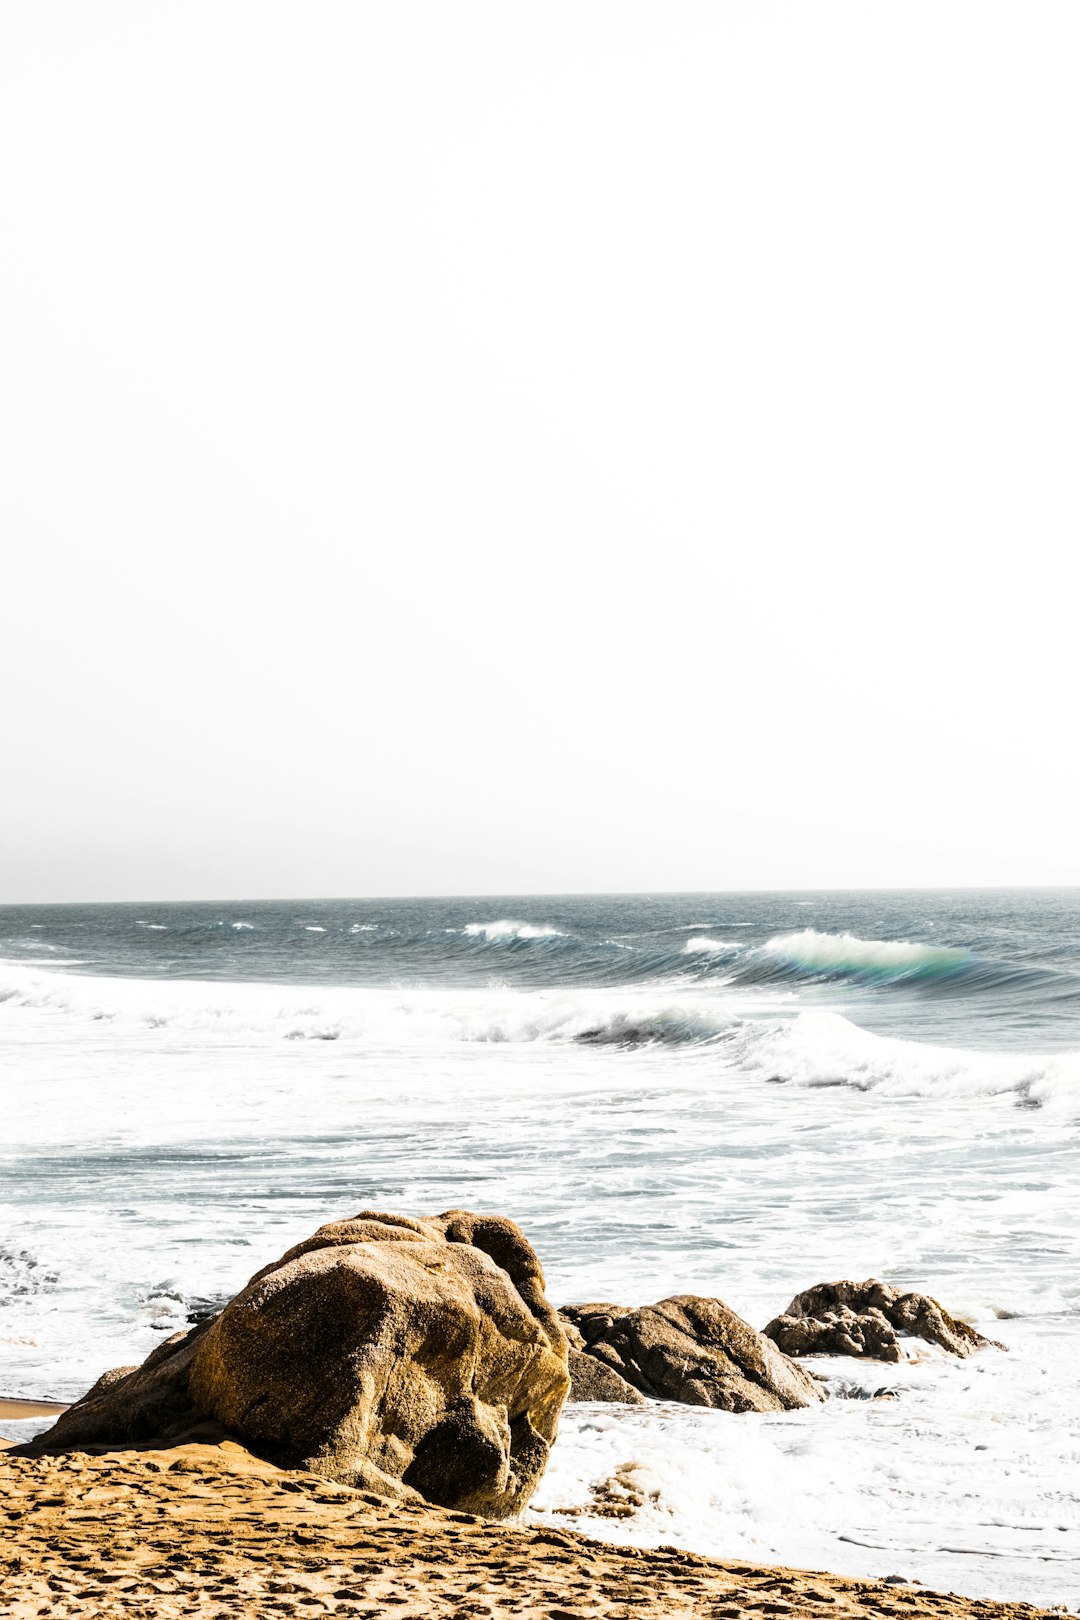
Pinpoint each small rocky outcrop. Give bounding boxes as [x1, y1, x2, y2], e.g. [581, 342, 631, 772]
[33, 1210, 570, 1518]
[763, 1279, 1004, 1363]
[558, 1313, 646, 1405]
[560, 1297, 824, 1411]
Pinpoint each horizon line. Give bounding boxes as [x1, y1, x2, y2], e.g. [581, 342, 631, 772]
[3, 882, 1079, 909]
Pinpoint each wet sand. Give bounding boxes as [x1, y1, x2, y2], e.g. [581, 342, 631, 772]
[0, 1435, 1061, 1619]
[0, 1395, 68, 1422]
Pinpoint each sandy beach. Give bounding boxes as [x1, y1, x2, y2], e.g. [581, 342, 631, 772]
[1, 1427, 1064, 1620]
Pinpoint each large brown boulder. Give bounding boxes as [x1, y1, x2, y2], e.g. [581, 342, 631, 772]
[32, 1210, 570, 1518]
[763, 1279, 1004, 1363]
[561, 1296, 824, 1412]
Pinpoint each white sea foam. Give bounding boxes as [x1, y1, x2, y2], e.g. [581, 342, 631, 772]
[530, 1318, 1080, 1607]
[682, 936, 742, 954]
[740, 1009, 1080, 1117]
[0, 962, 1077, 1115]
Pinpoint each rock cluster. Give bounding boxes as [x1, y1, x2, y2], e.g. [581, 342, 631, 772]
[558, 1315, 647, 1406]
[35, 1210, 570, 1518]
[561, 1296, 824, 1411]
[30, 1205, 1004, 1528]
[763, 1279, 1004, 1363]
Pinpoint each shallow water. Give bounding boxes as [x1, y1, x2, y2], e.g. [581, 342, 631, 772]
[2, 891, 1078, 1607]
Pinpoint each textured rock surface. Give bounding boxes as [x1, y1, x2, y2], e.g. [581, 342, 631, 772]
[33, 1332, 211, 1451]
[763, 1279, 1004, 1363]
[558, 1313, 646, 1405]
[561, 1296, 824, 1411]
[33, 1210, 570, 1518]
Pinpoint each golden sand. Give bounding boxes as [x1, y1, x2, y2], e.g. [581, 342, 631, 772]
[0, 1435, 1061, 1619]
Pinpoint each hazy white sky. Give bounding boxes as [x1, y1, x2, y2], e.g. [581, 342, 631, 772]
[2, 3, 1077, 902]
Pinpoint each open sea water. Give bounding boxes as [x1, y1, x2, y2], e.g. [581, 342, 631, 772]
[2, 890, 1079, 1608]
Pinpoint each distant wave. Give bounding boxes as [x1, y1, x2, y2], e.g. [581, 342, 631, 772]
[128, 919, 258, 932]
[758, 929, 969, 982]
[462, 920, 566, 942]
[724, 929, 1080, 1013]
[7, 912, 1080, 1029]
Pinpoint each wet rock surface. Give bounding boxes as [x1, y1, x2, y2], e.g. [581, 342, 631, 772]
[559, 1313, 647, 1405]
[763, 1279, 1005, 1363]
[561, 1296, 825, 1411]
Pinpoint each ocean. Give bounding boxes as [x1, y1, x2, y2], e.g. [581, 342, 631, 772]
[2, 890, 1079, 1608]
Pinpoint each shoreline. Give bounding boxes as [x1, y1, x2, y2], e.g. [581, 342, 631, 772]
[0, 1436, 1063, 1619]
[0, 1396, 68, 1452]
[0, 1395, 69, 1418]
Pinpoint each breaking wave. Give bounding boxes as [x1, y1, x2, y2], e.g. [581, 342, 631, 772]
[757, 929, 970, 982]
[722, 931, 1080, 1019]
[0, 961, 733, 1049]
[1, 962, 1077, 1116]
[462, 919, 566, 942]
[734, 1009, 1080, 1117]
